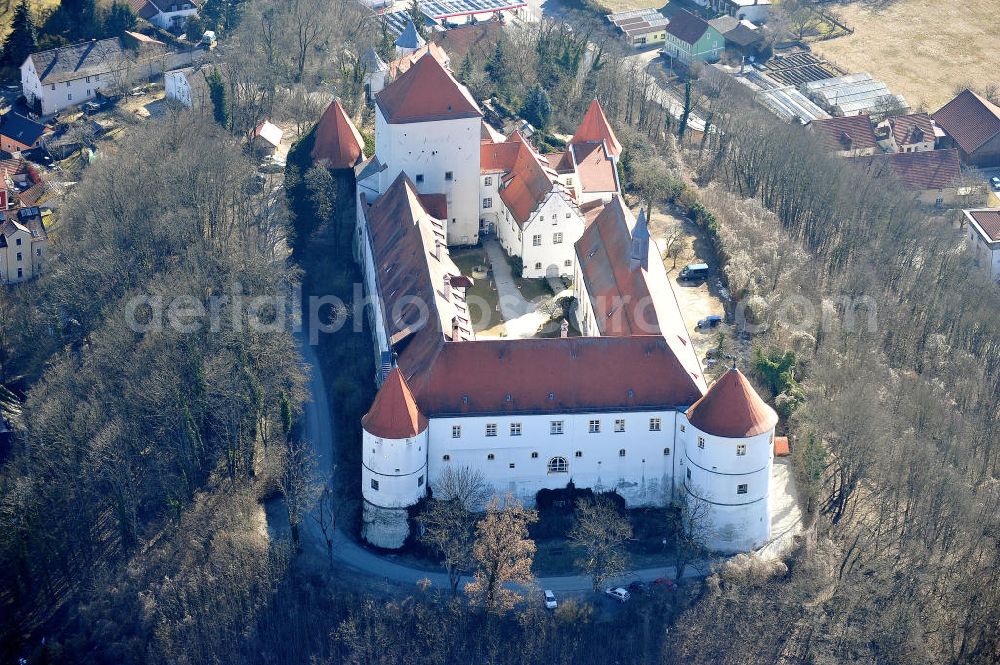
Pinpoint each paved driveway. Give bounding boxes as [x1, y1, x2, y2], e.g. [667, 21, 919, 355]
[484, 239, 551, 338]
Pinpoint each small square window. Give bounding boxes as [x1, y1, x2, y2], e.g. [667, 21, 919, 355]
[649, 418, 661, 432]
[698, 437, 705, 449]
[532, 234, 542, 246]
[370, 478, 379, 491]
[486, 423, 498, 437]
[452, 425, 462, 438]
[509, 463, 515, 469]
[484, 176, 493, 186]
[680, 424, 686, 432]
[16, 252, 21, 262]
[589, 419, 600, 433]
[736, 444, 746, 456]
[565, 212, 571, 218]
[553, 232, 563, 244]
[737, 484, 748, 494]
[663, 448, 671, 456]
[574, 450, 582, 458]
[618, 449, 626, 457]
[483, 197, 492, 209]
[564, 259, 572, 267]
[531, 451, 539, 459]
[614, 419, 625, 433]
[445, 171, 453, 181]
[535, 262, 542, 270]
[15, 238, 21, 246]
[443, 454, 451, 461]
[510, 423, 522, 436]
[487, 453, 495, 460]
[416, 174, 424, 184]
[550, 421, 564, 435]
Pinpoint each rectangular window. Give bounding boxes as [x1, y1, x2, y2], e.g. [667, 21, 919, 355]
[370, 479, 379, 491]
[532, 234, 542, 246]
[564, 259, 572, 267]
[418, 475, 424, 486]
[737, 444, 747, 456]
[15, 238, 21, 246]
[686, 468, 691, 480]
[86, 76, 90, 83]
[482, 197, 492, 209]
[445, 171, 453, 181]
[509, 462, 515, 469]
[550, 421, 564, 435]
[553, 232, 563, 244]
[16, 252, 22, 262]
[664, 447, 671, 456]
[589, 419, 601, 433]
[484, 176, 493, 186]
[415, 174, 424, 184]
[614, 419, 625, 433]
[649, 418, 661, 432]
[698, 437, 705, 449]
[737, 484, 748, 494]
[510, 423, 522, 436]
[565, 212, 571, 218]
[680, 424, 686, 432]
[452, 425, 461, 438]
[486, 423, 498, 437]
[67, 93, 72, 101]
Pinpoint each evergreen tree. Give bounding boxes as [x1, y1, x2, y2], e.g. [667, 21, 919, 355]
[1, 0, 37, 69]
[102, 2, 136, 38]
[407, 0, 423, 35]
[458, 53, 473, 83]
[206, 69, 229, 130]
[520, 84, 551, 130]
[678, 80, 692, 140]
[485, 40, 510, 94]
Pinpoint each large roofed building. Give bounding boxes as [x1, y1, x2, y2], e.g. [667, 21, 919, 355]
[933, 89, 1000, 168]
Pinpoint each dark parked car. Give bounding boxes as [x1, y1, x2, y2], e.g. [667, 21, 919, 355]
[679, 263, 709, 282]
[697, 315, 723, 330]
[627, 581, 647, 595]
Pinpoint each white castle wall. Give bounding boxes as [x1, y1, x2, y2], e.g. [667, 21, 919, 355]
[676, 413, 773, 552]
[375, 107, 481, 246]
[362, 429, 429, 509]
[518, 192, 585, 279]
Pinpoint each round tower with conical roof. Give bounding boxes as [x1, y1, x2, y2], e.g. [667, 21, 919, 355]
[361, 367, 430, 548]
[676, 366, 778, 552]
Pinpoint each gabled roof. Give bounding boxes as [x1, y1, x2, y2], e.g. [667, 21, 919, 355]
[965, 208, 1000, 243]
[386, 42, 450, 80]
[482, 132, 558, 227]
[665, 8, 713, 46]
[375, 52, 482, 124]
[395, 19, 426, 50]
[312, 100, 365, 169]
[253, 121, 283, 147]
[686, 367, 777, 438]
[362, 367, 428, 439]
[933, 89, 1000, 155]
[852, 148, 961, 191]
[571, 99, 622, 158]
[571, 141, 617, 193]
[26, 38, 124, 85]
[0, 113, 47, 147]
[809, 114, 877, 152]
[127, 0, 161, 20]
[887, 113, 933, 147]
[360, 47, 388, 73]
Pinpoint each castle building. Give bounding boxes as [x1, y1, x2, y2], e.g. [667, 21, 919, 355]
[326, 49, 778, 553]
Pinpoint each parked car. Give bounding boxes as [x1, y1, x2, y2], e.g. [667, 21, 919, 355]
[990, 176, 1000, 191]
[627, 581, 647, 595]
[697, 315, 723, 330]
[605, 587, 630, 603]
[678, 263, 709, 282]
[544, 590, 557, 609]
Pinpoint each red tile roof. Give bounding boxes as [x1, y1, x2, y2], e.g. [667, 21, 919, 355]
[127, 0, 160, 20]
[362, 367, 428, 438]
[933, 89, 1000, 155]
[311, 100, 365, 169]
[386, 43, 450, 80]
[571, 99, 622, 158]
[686, 367, 777, 438]
[572, 141, 617, 193]
[888, 113, 933, 147]
[966, 209, 1000, 242]
[481, 133, 557, 227]
[774, 436, 790, 457]
[376, 52, 481, 124]
[852, 148, 961, 191]
[543, 151, 574, 173]
[809, 115, 877, 152]
[418, 193, 448, 220]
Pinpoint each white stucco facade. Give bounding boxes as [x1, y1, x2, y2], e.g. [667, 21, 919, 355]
[495, 189, 584, 279]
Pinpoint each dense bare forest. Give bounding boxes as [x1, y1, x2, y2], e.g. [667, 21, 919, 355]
[0, 1, 998, 663]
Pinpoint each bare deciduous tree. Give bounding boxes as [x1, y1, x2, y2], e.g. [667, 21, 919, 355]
[568, 495, 632, 591]
[465, 494, 538, 614]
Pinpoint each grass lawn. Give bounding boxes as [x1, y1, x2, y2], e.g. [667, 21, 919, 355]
[814, 0, 1000, 111]
[450, 246, 506, 335]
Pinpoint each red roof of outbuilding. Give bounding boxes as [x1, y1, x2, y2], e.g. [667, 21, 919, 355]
[809, 114, 877, 152]
[571, 141, 617, 193]
[312, 100, 365, 169]
[933, 89, 1000, 156]
[571, 99, 622, 158]
[375, 51, 482, 124]
[481, 132, 557, 227]
[686, 367, 777, 438]
[362, 367, 428, 438]
[852, 148, 961, 192]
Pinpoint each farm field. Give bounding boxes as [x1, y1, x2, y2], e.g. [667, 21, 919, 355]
[814, 0, 1000, 111]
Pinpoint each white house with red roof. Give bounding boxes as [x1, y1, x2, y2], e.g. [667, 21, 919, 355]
[964, 208, 1000, 280]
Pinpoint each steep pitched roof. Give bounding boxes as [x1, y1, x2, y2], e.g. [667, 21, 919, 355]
[686, 367, 777, 438]
[484, 133, 558, 227]
[362, 367, 428, 438]
[574, 197, 705, 389]
[395, 19, 427, 50]
[360, 47, 388, 73]
[27, 38, 124, 84]
[933, 89, 1000, 155]
[852, 148, 961, 191]
[312, 100, 365, 169]
[253, 121, 283, 147]
[665, 8, 712, 46]
[887, 112, 933, 147]
[0, 113, 47, 147]
[375, 52, 481, 124]
[127, 0, 161, 20]
[809, 114, 877, 152]
[965, 208, 1000, 243]
[571, 99, 622, 158]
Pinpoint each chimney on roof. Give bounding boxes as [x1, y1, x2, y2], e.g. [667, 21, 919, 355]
[560, 319, 569, 338]
[443, 274, 451, 301]
[435, 238, 442, 261]
[451, 316, 461, 341]
[629, 208, 650, 272]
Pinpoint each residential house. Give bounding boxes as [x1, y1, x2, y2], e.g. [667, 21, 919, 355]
[0, 113, 49, 153]
[875, 112, 935, 154]
[312, 99, 366, 170]
[163, 64, 218, 110]
[808, 114, 878, 157]
[964, 208, 1000, 280]
[852, 148, 963, 207]
[933, 89, 1000, 168]
[661, 9, 725, 64]
[703, 0, 771, 23]
[607, 9, 668, 49]
[708, 15, 762, 56]
[0, 206, 47, 285]
[252, 121, 283, 156]
[127, 0, 200, 31]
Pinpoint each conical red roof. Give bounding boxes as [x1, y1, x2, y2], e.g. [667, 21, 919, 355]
[362, 367, 428, 439]
[374, 51, 481, 124]
[571, 99, 622, 158]
[686, 367, 777, 438]
[311, 100, 365, 169]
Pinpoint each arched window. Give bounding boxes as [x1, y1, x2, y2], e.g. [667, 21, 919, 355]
[547, 456, 568, 473]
